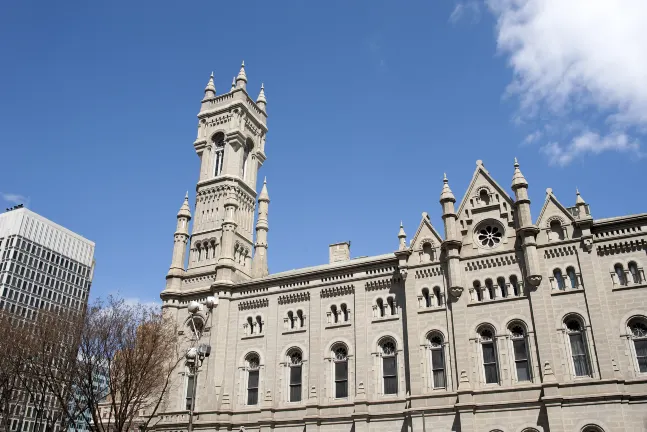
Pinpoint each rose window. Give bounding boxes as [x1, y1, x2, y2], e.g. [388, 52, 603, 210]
[477, 225, 503, 248]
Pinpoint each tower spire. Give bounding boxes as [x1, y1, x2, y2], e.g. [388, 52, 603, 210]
[203, 72, 216, 100]
[164, 192, 192, 292]
[253, 177, 270, 278]
[236, 61, 247, 90]
[256, 83, 267, 111]
[397, 221, 407, 250]
[511, 158, 542, 286]
[230, 76, 236, 92]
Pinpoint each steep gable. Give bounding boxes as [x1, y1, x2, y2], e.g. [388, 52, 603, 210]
[455, 161, 516, 255]
[535, 188, 577, 244]
[409, 212, 443, 265]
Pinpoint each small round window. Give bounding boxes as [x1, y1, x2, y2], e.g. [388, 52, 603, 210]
[474, 221, 504, 249]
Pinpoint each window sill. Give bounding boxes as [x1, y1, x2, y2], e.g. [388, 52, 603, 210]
[372, 315, 400, 323]
[612, 282, 647, 291]
[467, 295, 525, 307]
[241, 334, 264, 340]
[418, 306, 447, 314]
[550, 288, 583, 296]
[326, 322, 351, 329]
[282, 328, 307, 335]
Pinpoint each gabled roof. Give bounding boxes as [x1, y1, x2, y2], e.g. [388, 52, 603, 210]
[456, 160, 515, 218]
[409, 212, 444, 249]
[535, 188, 576, 227]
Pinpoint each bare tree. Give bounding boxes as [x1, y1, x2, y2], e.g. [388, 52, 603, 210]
[70, 297, 181, 432]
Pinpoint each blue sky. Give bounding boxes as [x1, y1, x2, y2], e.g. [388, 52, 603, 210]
[1, 0, 645, 305]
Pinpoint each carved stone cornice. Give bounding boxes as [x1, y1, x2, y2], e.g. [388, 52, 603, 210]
[278, 292, 310, 305]
[365, 277, 402, 291]
[543, 245, 577, 259]
[596, 239, 646, 256]
[464, 255, 517, 271]
[238, 298, 269, 311]
[320, 284, 354, 298]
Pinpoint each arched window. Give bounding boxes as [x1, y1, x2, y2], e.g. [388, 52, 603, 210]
[628, 261, 642, 283]
[242, 148, 250, 180]
[422, 288, 431, 308]
[581, 426, 605, 432]
[479, 327, 498, 384]
[554, 269, 565, 290]
[255, 316, 263, 334]
[287, 311, 295, 329]
[628, 318, 647, 373]
[510, 275, 520, 296]
[387, 297, 396, 316]
[247, 316, 254, 334]
[567, 267, 578, 289]
[340, 304, 349, 322]
[213, 133, 225, 177]
[549, 219, 564, 241]
[565, 318, 591, 377]
[497, 277, 507, 298]
[615, 263, 627, 285]
[433, 287, 442, 307]
[245, 354, 260, 405]
[474, 280, 483, 302]
[377, 298, 385, 317]
[422, 243, 433, 262]
[479, 189, 490, 205]
[331, 305, 339, 323]
[509, 324, 531, 382]
[485, 279, 495, 300]
[288, 350, 303, 402]
[380, 339, 398, 395]
[297, 310, 305, 328]
[332, 345, 348, 398]
[428, 333, 446, 389]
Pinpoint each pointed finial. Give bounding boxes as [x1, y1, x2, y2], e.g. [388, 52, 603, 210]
[203, 72, 216, 99]
[440, 173, 455, 202]
[511, 157, 528, 189]
[236, 61, 247, 88]
[230, 77, 236, 92]
[177, 192, 191, 219]
[576, 187, 586, 204]
[398, 221, 407, 250]
[259, 177, 270, 202]
[256, 83, 267, 109]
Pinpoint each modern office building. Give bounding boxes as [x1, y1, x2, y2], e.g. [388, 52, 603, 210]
[156, 64, 647, 432]
[0, 205, 95, 432]
[0, 205, 95, 319]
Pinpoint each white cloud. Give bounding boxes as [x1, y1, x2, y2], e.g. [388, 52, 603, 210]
[123, 297, 162, 310]
[1, 193, 28, 205]
[450, 1, 481, 24]
[486, 0, 647, 164]
[541, 131, 641, 166]
[522, 130, 542, 145]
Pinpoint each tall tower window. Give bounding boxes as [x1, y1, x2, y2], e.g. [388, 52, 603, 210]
[242, 138, 253, 180]
[565, 318, 591, 377]
[427, 333, 446, 389]
[332, 344, 349, 398]
[509, 324, 531, 382]
[213, 133, 225, 177]
[245, 354, 260, 405]
[288, 349, 303, 402]
[380, 339, 398, 395]
[479, 327, 499, 384]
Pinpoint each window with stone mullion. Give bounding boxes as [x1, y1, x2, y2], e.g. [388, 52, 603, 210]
[513, 339, 531, 381]
[289, 364, 302, 402]
[569, 333, 591, 377]
[482, 342, 498, 384]
[431, 348, 445, 388]
[334, 361, 348, 398]
[247, 369, 259, 405]
[382, 356, 397, 395]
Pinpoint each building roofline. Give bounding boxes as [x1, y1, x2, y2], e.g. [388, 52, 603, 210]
[0, 207, 95, 247]
[593, 212, 647, 227]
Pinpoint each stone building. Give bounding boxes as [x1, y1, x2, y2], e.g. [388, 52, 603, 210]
[157, 64, 647, 432]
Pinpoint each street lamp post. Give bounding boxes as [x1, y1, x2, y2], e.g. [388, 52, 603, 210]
[186, 295, 218, 432]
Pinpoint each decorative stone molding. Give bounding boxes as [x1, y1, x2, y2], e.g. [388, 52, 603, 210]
[543, 245, 576, 258]
[182, 274, 215, 285]
[365, 277, 401, 291]
[279, 279, 310, 289]
[320, 284, 354, 298]
[464, 255, 517, 271]
[596, 239, 646, 256]
[593, 225, 643, 239]
[278, 292, 310, 305]
[449, 286, 464, 299]
[414, 267, 443, 279]
[527, 275, 542, 286]
[321, 272, 354, 283]
[366, 266, 396, 276]
[238, 298, 269, 310]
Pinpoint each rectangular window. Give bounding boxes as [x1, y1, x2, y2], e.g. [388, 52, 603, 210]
[513, 339, 531, 381]
[185, 375, 195, 410]
[482, 343, 498, 384]
[569, 334, 591, 377]
[334, 361, 348, 398]
[247, 370, 259, 405]
[382, 356, 397, 394]
[289, 366, 302, 402]
[431, 349, 446, 388]
[634, 340, 647, 373]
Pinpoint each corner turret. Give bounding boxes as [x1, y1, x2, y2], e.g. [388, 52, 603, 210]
[164, 192, 192, 292]
[511, 158, 542, 286]
[439, 173, 463, 299]
[236, 61, 247, 90]
[252, 178, 270, 278]
[256, 83, 267, 111]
